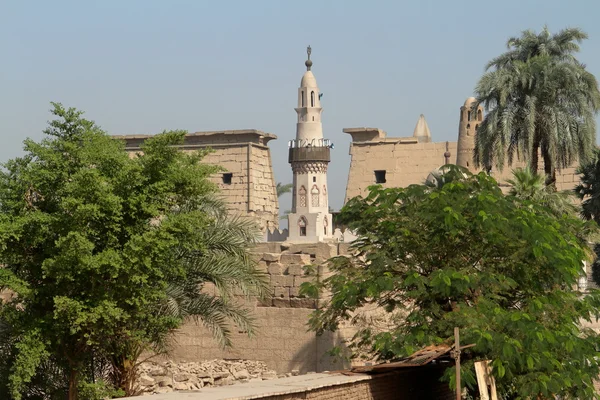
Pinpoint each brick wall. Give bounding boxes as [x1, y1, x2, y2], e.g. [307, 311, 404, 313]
[259, 368, 454, 400]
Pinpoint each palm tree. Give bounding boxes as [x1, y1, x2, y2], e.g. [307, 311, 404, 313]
[575, 150, 600, 287]
[276, 182, 292, 198]
[108, 196, 268, 396]
[575, 148, 600, 224]
[473, 27, 600, 185]
[507, 167, 577, 216]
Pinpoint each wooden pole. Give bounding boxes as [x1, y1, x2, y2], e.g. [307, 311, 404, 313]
[454, 327, 461, 400]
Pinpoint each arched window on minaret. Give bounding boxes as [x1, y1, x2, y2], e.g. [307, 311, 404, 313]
[299, 186, 307, 207]
[301, 91, 305, 107]
[311, 185, 320, 207]
[311, 91, 315, 107]
[298, 216, 307, 237]
[477, 109, 482, 121]
[323, 185, 327, 207]
[467, 111, 471, 121]
[323, 216, 328, 236]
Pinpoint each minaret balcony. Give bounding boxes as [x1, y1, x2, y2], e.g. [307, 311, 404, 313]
[288, 146, 331, 163]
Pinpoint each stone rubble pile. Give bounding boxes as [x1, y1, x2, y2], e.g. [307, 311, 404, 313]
[136, 359, 284, 395]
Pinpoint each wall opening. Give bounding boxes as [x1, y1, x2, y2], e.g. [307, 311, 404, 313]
[311, 91, 315, 107]
[222, 173, 233, 184]
[313, 176, 316, 182]
[467, 111, 471, 121]
[311, 185, 320, 207]
[299, 186, 307, 207]
[475, 124, 479, 131]
[312, 116, 314, 121]
[298, 216, 307, 237]
[374, 170, 387, 184]
[477, 109, 482, 121]
[301, 91, 305, 107]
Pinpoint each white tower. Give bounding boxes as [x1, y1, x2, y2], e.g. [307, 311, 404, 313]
[287, 46, 333, 242]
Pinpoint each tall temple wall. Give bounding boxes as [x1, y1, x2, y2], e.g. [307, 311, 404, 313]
[114, 129, 280, 231]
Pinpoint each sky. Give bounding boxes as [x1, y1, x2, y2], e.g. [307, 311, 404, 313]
[2, 0, 600, 214]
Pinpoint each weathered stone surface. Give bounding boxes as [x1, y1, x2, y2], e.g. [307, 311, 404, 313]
[287, 264, 304, 276]
[267, 263, 284, 275]
[232, 369, 250, 380]
[280, 253, 311, 265]
[272, 298, 291, 308]
[271, 275, 294, 287]
[274, 287, 290, 298]
[136, 359, 277, 395]
[287, 243, 338, 263]
[156, 377, 171, 387]
[290, 298, 317, 308]
[138, 374, 155, 386]
[262, 252, 281, 262]
[173, 373, 190, 382]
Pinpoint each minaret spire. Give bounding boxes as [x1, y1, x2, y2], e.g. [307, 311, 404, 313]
[305, 45, 313, 71]
[287, 47, 332, 242]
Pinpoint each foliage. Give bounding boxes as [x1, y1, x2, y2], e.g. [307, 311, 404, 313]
[0, 103, 267, 399]
[575, 148, 600, 287]
[473, 26, 600, 184]
[508, 167, 577, 216]
[305, 166, 600, 399]
[576, 148, 600, 225]
[276, 182, 293, 198]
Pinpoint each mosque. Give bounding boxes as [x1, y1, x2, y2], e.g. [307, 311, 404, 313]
[117, 47, 580, 242]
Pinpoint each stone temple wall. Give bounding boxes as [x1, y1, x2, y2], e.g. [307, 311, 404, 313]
[344, 127, 581, 202]
[167, 242, 359, 374]
[114, 130, 280, 231]
[344, 128, 457, 202]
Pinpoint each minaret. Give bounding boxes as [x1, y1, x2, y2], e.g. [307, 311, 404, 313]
[287, 46, 333, 242]
[456, 97, 484, 171]
[412, 114, 432, 143]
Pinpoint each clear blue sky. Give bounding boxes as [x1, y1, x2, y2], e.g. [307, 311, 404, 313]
[2, 0, 600, 212]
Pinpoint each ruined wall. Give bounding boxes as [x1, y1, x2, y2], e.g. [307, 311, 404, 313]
[167, 242, 355, 374]
[344, 128, 581, 202]
[114, 130, 279, 230]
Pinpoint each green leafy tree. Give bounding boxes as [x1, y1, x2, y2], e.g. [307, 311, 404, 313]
[305, 167, 600, 399]
[576, 148, 600, 286]
[0, 103, 267, 399]
[473, 27, 600, 184]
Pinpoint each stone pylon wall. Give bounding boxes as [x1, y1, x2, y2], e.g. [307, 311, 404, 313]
[115, 130, 280, 232]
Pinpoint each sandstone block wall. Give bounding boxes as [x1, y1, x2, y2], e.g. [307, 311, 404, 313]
[114, 130, 279, 230]
[344, 128, 581, 201]
[167, 242, 354, 374]
[344, 137, 457, 202]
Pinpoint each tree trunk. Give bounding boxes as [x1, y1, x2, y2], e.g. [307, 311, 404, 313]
[542, 145, 556, 189]
[68, 369, 78, 400]
[530, 134, 541, 174]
